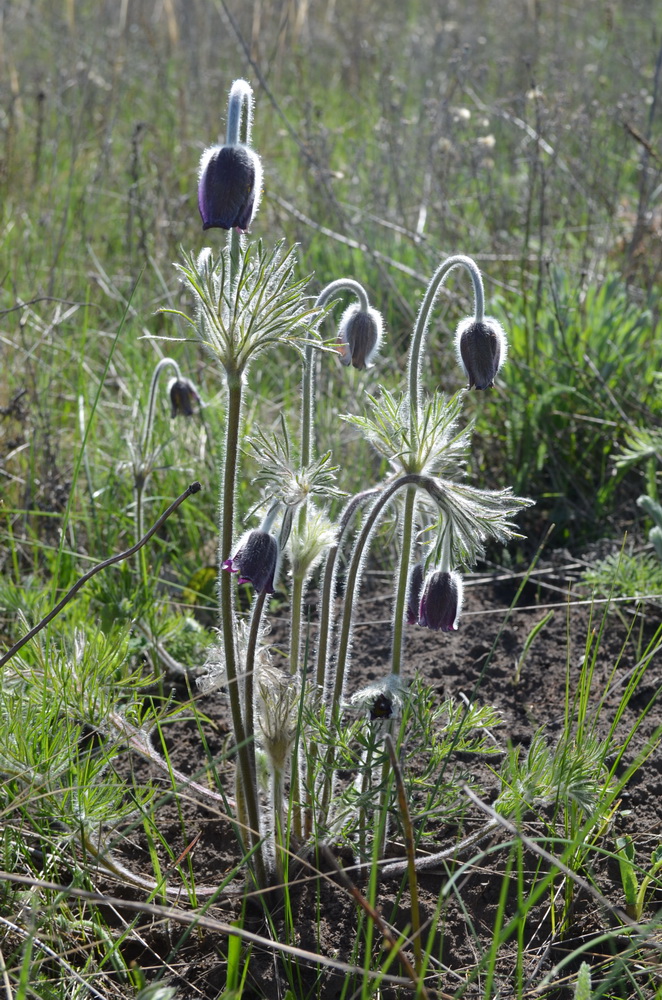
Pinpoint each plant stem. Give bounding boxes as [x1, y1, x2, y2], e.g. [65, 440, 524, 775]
[288, 572, 305, 839]
[391, 254, 484, 672]
[225, 78, 253, 146]
[407, 254, 484, 419]
[271, 765, 286, 884]
[319, 475, 434, 827]
[219, 374, 267, 888]
[331, 475, 427, 708]
[295, 278, 371, 678]
[390, 486, 416, 676]
[134, 480, 148, 589]
[141, 357, 181, 456]
[385, 733, 422, 974]
[316, 489, 380, 694]
[302, 278, 370, 468]
[245, 588, 268, 775]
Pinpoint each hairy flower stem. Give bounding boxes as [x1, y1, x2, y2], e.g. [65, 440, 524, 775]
[245, 589, 268, 774]
[141, 357, 181, 456]
[290, 280, 371, 837]
[390, 487, 416, 676]
[288, 571, 305, 839]
[294, 279, 371, 678]
[316, 489, 381, 694]
[331, 475, 428, 707]
[407, 254, 484, 417]
[225, 81, 252, 283]
[319, 475, 433, 827]
[225, 78, 254, 147]
[271, 765, 286, 885]
[219, 375, 266, 889]
[302, 278, 369, 466]
[389, 255, 484, 673]
[134, 487, 148, 590]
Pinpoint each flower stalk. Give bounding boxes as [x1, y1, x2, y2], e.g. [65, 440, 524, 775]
[390, 255, 485, 674]
[218, 376, 267, 888]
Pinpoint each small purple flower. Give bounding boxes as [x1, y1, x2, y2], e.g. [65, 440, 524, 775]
[337, 304, 383, 370]
[418, 570, 463, 632]
[198, 144, 263, 232]
[406, 562, 425, 624]
[168, 377, 200, 418]
[223, 530, 278, 594]
[455, 316, 507, 390]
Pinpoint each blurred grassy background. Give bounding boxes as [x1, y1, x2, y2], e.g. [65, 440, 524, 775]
[1, 0, 661, 596]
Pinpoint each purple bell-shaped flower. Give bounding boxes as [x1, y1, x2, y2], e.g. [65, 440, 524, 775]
[337, 304, 383, 370]
[418, 570, 463, 631]
[223, 529, 279, 594]
[455, 316, 507, 390]
[168, 377, 200, 418]
[198, 144, 263, 232]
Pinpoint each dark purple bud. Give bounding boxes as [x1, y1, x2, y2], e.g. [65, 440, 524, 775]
[198, 144, 263, 232]
[223, 530, 279, 594]
[418, 570, 463, 632]
[455, 316, 507, 390]
[406, 562, 425, 624]
[337, 304, 383, 370]
[168, 377, 200, 418]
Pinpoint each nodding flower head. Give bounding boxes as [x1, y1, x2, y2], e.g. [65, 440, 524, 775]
[418, 569, 463, 632]
[168, 377, 200, 418]
[455, 316, 507, 390]
[406, 562, 425, 624]
[223, 529, 279, 594]
[198, 144, 263, 232]
[337, 304, 383, 370]
[347, 675, 406, 723]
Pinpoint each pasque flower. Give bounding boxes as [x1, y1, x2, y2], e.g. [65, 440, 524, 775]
[337, 303, 383, 370]
[418, 569, 463, 631]
[223, 529, 279, 594]
[455, 316, 507, 390]
[167, 377, 200, 417]
[198, 143, 263, 232]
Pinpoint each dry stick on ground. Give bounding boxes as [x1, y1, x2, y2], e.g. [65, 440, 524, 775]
[0, 870, 414, 990]
[0, 481, 202, 669]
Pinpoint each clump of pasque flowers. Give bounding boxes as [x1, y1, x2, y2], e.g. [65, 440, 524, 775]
[154, 78, 534, 891]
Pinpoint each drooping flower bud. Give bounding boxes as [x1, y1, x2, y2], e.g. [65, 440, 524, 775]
[167, 377, 200, 418]
[455, 316, 507, 390]
[337, 304, 383, 370]
[198, 144, 263, 232]
[223, 530, 279, 594]
[347, 675, 406, 722]
[418, 570, 463, 631]
[406, 562, 425, 624]
[256, 664, 300, 773]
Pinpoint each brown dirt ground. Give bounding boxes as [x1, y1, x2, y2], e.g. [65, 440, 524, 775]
[102, 564, 662, 999]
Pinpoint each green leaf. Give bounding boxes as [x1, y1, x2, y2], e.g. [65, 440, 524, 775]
[616, 835, 639, 906]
